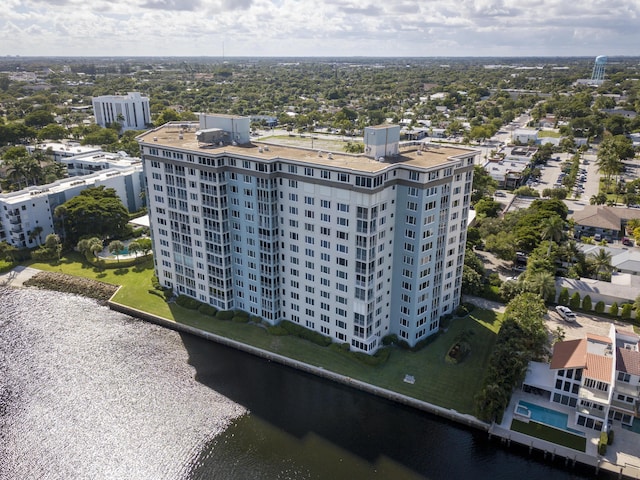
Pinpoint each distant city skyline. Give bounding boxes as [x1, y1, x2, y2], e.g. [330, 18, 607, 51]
[1, 0, 638, 58]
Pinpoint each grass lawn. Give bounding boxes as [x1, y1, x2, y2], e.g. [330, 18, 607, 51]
[25, 254, 503, 414]
[510, 419, 586, 452]
[537, 130, 561, 138]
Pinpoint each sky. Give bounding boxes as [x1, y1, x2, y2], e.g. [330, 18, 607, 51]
[1, 0, 639, 57]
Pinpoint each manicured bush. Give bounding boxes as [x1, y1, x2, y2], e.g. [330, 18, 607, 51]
[249, 315, 262, 323]
[329, 342, 351, 353]
[557, 288, 569, 306]
[607, 429, 614, 445]
[216, 310, 234, 321]
[279, 320, 332, 346]
[176, 295, 203, 310]
[610, 302, 619, 317]
[151, 275, 161, 290]
[232, 315, 250, 323]
[582, 295, 592, 312]
[233, 310, 250, 319]
[569, 292, 581, 310]
[198, 304, 218, 317]
[621, 303, 633, 319]
[595, 301, 605, 314]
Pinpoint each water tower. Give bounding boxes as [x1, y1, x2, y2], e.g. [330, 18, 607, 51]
[591, 55, 607, 85]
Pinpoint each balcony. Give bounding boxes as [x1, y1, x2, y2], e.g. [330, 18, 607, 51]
[9, 217, 21, 225]
[579, 386, 609, 403]
[10, 225, 23, 234]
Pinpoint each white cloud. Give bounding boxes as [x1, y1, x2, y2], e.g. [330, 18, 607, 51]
[0, 0, 638, 56]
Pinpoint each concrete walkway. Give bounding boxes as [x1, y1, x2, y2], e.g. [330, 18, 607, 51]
[0, 266, 40, 288]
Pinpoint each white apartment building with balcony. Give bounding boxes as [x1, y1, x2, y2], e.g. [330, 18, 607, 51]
[92, 92, 151, 131]
[0, 166, 144, 248]
[137, 115, 477, 354]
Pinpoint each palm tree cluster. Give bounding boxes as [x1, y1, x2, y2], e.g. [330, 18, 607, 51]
[1, 148, 67, 191]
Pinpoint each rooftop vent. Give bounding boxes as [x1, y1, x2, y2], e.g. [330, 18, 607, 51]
[258, 147, 263, 153]
[318, 151, 323, 157]
[327, 153, 333, 160]
[153, 137, 158, 142]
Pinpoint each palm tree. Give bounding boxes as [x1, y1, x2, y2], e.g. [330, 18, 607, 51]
[540, 216, 564, 256]
[28, 226, 44, 246]
[127, 240, 141, 258]
[53, 205, 68, 241]
[524, 271, 556, 303]
[589, 248, 614, 280]
[77, 237, 103, 262]
[108, 240, 125, 263]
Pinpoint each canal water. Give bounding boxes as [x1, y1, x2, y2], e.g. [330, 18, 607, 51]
[0, 287, 601, 479]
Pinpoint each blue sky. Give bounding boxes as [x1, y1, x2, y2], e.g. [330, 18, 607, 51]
[1, 0, 638, 57]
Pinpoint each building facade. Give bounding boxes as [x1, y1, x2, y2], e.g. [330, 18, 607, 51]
[138, 115, 476, 353]
[0, 166, 144, 248]
[92, 92, 151, 131]
[549, 325, 640, 431]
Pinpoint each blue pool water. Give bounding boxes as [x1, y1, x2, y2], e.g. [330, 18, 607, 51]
[518, 401, 585, 436]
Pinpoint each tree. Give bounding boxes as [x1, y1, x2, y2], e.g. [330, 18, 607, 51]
[523, 271, 556, 303]
[28, 226, 44, 246]
[474, 198, 502, 218]
[24, 109, 54, 128]
[540, 216, 565, 256]
[127, 240, 141, 258]
[37, 124, 68, 141]
[137, 237, 153, 256]
[471, 165, 498, 203]
[44, 234, 63, 261]
[77, 237, 103, 262]
[108, 240, 125, 263]
[60, 186, 129, 243]
[589, 248, 614, 280]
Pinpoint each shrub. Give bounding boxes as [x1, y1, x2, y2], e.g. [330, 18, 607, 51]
[233, 310, 250, 319]
[176, 295, 202, 310]
[610, 302, 619, 317]
[279, 320, 332, 346]
[455, 304, 469, 317]
[557, 288, 569, 306]
[267, 325, 289, 336]
[198, 304, 218, 317]
[488, 272, 501, 287]
[216, 310, 234, 321]
[148, 288, 165, 299]
[151, 275, 161, 290]
[329, 342, 350, 353]
[232, 315, 250, 323]
[0, 260, 14, 273]
[607, 429, 614, 445]
[595, 301, 605, 314]
[582, 295, 592, 312]
[569, 292, 581, 310]
[621, 303, 633, 319]
[381, 334, 398, 346]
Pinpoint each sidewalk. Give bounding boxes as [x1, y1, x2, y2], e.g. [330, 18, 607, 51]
[0, 266, 41, 288]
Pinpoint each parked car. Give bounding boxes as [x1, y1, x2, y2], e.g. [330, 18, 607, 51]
[622, 237, 634, 246]
[556, 305, 577, 322]
[495, 191, 507, 197]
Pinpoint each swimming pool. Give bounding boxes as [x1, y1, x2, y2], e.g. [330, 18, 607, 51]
[517, 401, 585, 436]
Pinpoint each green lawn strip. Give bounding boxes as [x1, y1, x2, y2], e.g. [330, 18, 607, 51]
[510, 419, 586, 452]
[24, 255, 502, 414]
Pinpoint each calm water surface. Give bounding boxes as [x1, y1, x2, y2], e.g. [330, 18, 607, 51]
[0, 287, 600, 479]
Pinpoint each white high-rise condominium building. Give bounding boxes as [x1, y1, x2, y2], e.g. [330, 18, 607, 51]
[92, 92, 151, 131]
[138, 115, 477, 354]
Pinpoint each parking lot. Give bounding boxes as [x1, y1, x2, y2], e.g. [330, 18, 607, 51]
[546, 307, 631, 341]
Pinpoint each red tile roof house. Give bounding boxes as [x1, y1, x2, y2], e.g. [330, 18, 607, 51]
[523, 325, 640, 432]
